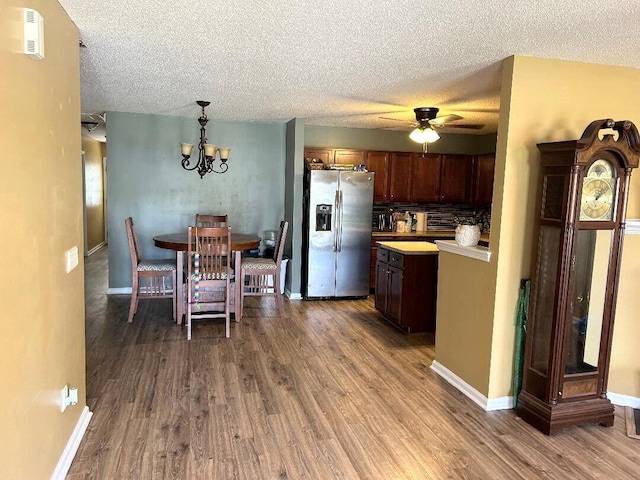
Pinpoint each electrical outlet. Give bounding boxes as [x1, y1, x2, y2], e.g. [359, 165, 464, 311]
[60, 385, 69, 412]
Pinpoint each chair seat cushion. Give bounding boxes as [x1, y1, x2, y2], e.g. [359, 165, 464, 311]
[242, 258, 277, 270]
[138, 259, 176, 271]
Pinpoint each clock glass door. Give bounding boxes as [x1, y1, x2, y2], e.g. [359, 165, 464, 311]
[565, 229, 614, 374]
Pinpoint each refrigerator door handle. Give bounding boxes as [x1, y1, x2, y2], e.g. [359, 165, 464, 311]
[337, 189, 344, 252]
[333, 189, 340, 252]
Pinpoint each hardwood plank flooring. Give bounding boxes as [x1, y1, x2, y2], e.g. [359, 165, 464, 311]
[68, 246, 640, 479]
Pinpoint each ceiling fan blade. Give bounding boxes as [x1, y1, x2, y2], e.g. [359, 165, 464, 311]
[430, 114, 464, 125]
[379, 116, 410, 123]
[434, 123, 485, 130]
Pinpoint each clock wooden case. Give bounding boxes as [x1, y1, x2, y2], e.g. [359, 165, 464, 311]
[517, 119, 640, 435]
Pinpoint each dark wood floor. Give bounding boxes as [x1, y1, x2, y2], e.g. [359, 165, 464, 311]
[68, 246, 640, 479]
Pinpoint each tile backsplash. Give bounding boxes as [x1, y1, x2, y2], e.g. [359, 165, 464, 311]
[372, 203, 491, 232]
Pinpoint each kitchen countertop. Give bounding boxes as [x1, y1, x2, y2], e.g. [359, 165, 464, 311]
[372, 231, 454, 238]
[373, 230, 490, 243]
[376, 241, 439, 255]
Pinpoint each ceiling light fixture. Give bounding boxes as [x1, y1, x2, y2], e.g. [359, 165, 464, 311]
[409, 107, 441, 154]
[81, 121, 99, 132]
[409, 125, 440, 154]
[180, 101, 231, 178]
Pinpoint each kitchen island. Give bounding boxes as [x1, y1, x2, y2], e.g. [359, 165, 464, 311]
[375, 241, 439, 334]
[369, 231, 489, 289]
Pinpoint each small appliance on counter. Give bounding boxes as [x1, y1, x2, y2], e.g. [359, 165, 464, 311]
[377, 211, 395, 231]
[415, 212, 428, 232]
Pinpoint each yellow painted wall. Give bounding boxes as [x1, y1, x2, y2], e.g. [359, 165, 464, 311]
[82, 134, 106, 252]
[0, 1, 85, 478]
[436, 55, 640, 402]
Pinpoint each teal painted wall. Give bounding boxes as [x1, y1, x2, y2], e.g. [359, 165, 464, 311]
[304, 125, 497, 154]
[106, 111, 286, 289]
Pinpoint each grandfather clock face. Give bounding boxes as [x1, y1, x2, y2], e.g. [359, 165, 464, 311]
[580, 159, 617, 221]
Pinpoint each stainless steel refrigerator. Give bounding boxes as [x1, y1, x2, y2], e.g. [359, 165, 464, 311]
[303, 169, 374, 298]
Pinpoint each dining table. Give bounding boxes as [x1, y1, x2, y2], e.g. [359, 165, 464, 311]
[153, 232, 261, 324]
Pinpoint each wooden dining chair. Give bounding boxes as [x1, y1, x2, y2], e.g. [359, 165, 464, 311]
[239, 220, 288, 320]
[195, 214, 228, 228]
[124, 217, 177, 323]
[186, 226, 233, 339]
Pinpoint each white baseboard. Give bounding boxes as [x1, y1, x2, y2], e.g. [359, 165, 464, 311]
[431, 361, 640, 410]
[286, 290, 302, 300]
[106, 287, 132, 295]
[51, 406, 93, 480]
[608, 392, 640, 408]
[430, 360, 513, 411]
[86, 242, 105, 256]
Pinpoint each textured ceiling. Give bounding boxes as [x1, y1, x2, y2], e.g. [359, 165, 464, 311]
[62, 0, 640, 141]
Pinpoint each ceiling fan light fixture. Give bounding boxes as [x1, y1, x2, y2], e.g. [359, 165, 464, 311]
[409, 126, 440, 144]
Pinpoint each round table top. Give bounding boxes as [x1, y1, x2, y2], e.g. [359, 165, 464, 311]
[153, 232, 261, 252]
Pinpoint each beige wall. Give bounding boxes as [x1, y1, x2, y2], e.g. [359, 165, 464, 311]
[82, 135, 106, 252]
[0, 2, 85, 478]
[435, 55, 640, 401]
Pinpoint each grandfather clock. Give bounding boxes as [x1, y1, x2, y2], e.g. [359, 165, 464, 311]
[517, 119, 640, 435]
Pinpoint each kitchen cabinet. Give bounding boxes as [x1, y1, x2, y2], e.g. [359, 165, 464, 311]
[365, 151, 390, 202]
[304, 147, 366, 166]
[304, 148, 334, 165]
[306, 146, 492, 206]
[375, 242, 438, 333]
[370, 233, 454, 290]
[391, 153, 472, 204]
[411, 153, 441, 203]
[471, 153, 496, 205]
[440, 154, 472, 203]
[389, 152, 413, 202]
[334, 149, 365, 165]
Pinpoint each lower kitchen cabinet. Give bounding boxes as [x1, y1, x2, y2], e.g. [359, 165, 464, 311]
[375, 242, 438, 333]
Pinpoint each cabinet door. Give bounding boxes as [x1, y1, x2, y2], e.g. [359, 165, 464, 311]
[440, 154, 472, 203]
[472, 154, 496, 205]
[411, 153, 441, 203]
[334, 149, 365, 165]
[365, 151, 389, 202]
[304, 148, 334, 165]
[374, 260, 389, 314]
[389, 152, 413, 202]
[370, 247, 378, 290]
[387, 265, 403, 324]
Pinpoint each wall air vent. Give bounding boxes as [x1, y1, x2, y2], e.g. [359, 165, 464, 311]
[24, 8, 45, 60]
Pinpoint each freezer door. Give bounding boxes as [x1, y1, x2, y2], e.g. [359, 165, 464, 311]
[335, 171, 375, 297]
[306, 170, 339, 297]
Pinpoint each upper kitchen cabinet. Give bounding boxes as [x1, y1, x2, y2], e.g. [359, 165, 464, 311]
[334, 149, 365, 165]
[389, 152, 413, 202]
[304, 147, 334, 164]
[440, 154, 472, 204]
[411, 153, 441, 203]
[304, 147, 366, 165]
[365, 151, 390, 202]
[471, 153, 496, 205]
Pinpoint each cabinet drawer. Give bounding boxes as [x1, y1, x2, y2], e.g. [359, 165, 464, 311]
[389, 252, 404, 268]
[377, 248, 389, 263]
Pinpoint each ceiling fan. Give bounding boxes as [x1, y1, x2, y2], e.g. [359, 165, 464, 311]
[380, 106, 484, 131]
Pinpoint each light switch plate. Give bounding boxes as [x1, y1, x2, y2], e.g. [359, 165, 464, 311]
[65, 246, 79, 273]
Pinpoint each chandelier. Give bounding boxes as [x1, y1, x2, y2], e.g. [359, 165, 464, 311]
[180, 101, 231, 178]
